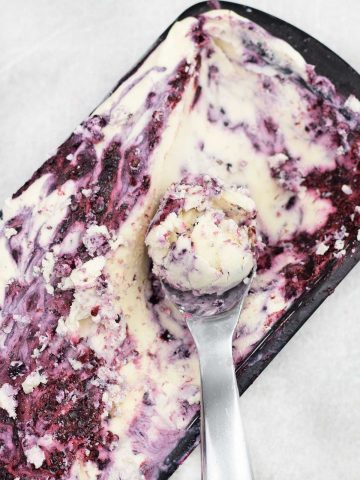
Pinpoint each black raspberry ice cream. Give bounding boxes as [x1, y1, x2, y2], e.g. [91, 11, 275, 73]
[1, 8, 360, 480]
[145, 174, 257, 297]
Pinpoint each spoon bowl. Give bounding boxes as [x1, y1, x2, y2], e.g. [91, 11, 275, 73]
[161, 267, 256, 317]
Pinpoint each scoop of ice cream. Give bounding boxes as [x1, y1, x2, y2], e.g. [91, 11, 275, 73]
[146, 175, 257, 296]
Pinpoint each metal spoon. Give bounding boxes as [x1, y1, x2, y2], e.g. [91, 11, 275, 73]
[162, 268, 256, 480]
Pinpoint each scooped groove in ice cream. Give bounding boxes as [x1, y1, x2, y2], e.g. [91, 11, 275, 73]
[146, 174, 257, 296]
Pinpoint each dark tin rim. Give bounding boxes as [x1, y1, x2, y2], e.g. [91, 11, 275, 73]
[99, 2, 360, 478]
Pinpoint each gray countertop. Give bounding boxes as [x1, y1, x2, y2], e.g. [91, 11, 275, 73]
[0, 1, 359, 479]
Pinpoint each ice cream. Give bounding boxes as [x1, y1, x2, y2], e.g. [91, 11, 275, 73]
[146, 174, 257, 297]
[0, 8, 360, 480]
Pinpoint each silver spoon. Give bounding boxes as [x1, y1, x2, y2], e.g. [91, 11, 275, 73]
[162, 267, 256, 480]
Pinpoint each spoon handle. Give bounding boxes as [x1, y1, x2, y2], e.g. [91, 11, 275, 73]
[194, 327, 253, 480]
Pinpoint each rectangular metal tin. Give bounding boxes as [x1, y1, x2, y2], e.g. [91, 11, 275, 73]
[96, 3, 360, 477]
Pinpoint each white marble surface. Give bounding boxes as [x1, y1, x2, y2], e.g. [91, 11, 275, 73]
[0, 1, 359, 479]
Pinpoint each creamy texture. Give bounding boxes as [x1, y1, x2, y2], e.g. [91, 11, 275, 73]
[0, 9, 360, 480]
[146, 174, 256, 296]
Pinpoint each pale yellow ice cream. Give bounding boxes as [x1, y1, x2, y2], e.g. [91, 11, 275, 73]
[146, 175, 256, 295]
